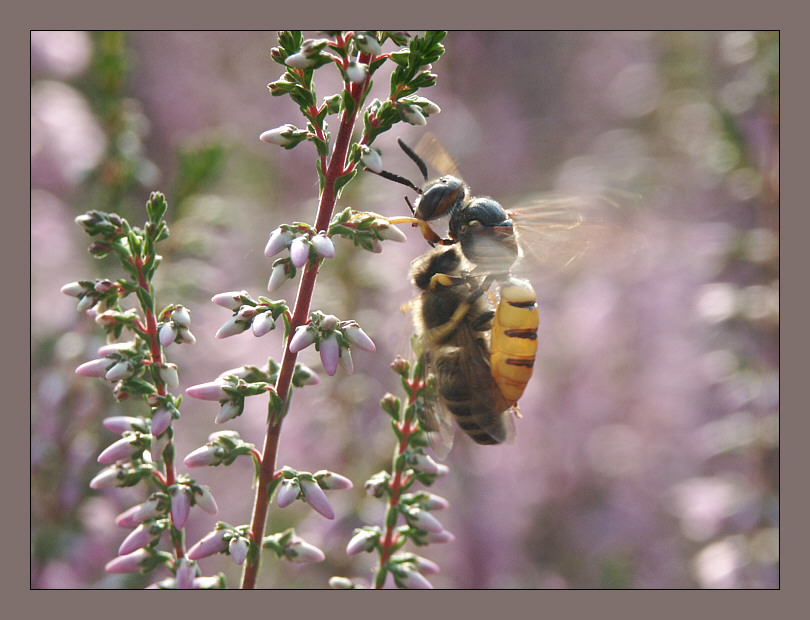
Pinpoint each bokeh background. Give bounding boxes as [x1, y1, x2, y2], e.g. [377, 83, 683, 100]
[31, 31, 778, 589]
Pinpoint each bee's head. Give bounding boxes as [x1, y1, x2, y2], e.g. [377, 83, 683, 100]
[450, 197, 519, 274]
[414, 176, 469, 222]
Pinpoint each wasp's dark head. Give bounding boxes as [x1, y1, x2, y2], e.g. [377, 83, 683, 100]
[414, 175, 469, 222]
[450, 197, 519, 274]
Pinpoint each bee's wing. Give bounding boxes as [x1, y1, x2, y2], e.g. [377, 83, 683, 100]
[506, 191, 640, 280]
[414, 132, 463, 180]
[411, 335, 457, 459]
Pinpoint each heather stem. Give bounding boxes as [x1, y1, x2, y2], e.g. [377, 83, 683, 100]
[240, 75, 366, 589]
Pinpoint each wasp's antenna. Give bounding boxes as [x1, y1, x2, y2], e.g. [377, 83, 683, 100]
[367, 168, 423, 194]
[397, 137, 429, 181]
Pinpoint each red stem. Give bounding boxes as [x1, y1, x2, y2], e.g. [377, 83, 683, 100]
[240, 58, 370, 589]
[134, 255, 185, 560]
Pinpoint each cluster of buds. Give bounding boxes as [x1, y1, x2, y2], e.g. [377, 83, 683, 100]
[263, 224, 336, 293]
[328, 208, 408, 254]
[185, 360, 319, 426]
[183, 430, 257, 469]
[288, 311, 376, 376]
[275, 466, 353, 520]
[262, 528, 326, 564]
[187, 523, 255, 567]
[158, 305, 196, 347]
[211, 291, 289, 339]
[61, 278, 124, 314]
[147, 560, 225, 589]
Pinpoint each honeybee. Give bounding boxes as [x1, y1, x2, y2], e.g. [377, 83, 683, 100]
[409, 244, 515, 452]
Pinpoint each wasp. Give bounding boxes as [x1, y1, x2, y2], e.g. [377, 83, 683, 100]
[409, 244, 515, 451]
[370, 135, 542, 414]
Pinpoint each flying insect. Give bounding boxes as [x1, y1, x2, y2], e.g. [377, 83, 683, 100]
[409, 244, 515, 451]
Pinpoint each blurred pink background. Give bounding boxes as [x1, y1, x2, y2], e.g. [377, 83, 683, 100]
[31, 31, 778, 588]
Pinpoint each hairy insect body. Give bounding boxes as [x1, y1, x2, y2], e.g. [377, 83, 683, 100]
[410, 246, 513, 446]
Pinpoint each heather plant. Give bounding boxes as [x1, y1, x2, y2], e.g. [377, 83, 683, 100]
[64, 30, 452, 589]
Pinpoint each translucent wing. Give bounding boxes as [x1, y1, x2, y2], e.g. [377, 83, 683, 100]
[413, 132, 463, 180]
[410, 334, 457, 459]
[505, 191, 638, 282]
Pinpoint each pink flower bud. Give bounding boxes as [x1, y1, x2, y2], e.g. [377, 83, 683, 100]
[311, 232, 335, 258]
[184, 444, 221, 468]
[96, 341, 136, 356]
[215, 316, 248, 339]
[159, 323, 177, 347]
[194, 485, 219, 515]
[151, 407, 172, 437]
[346, 530, 377, 555]
[76, 358, 112, 378]
[300, 479, 335, 519]
[286, 537, 325, 563]
[289, 325, 316, 353]
[425, 529, 455, 544]
[106, 548, 150, 574]
[175, 559, 196, 590]
[277, 479, 300, 508]
[264, 228, 294, 257]
[102, 416, 145, 435]
[328, 576, 356, 589]
[115, 504, 141, 528]
[398, 568, 433, 589]
[314, 470, 353, 490]
[343, 325, 376, 352]
[319, 333, 339, 376]
[229, 537, 249, 565]
[171, 486, 191, 529]
[337, 350, 351, 375]
[186, 381, 228, 401]
[421, 493, 450, 511]
[289, 236, 310, 268]
[89, 465, 124, 490]
[132, 496, 165, 523]
[252, 311, 276, 337]
[407, 507, 444, 534]
[187, 530, 229, 560]
[214, 400, 242, 424]
[98, 436, 141, 463]
[412, 555, 441, 575]
[118, 523, 155, 556]
[212, 290, 249, 310]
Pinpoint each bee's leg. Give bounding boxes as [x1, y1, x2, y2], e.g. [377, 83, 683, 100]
[470, 310, 495, 331]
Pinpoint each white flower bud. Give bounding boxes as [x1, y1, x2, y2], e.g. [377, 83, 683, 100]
[284, 52, 316, 69]
[186, 381, 228, 401]
[267, 263, 289, 293]
[211, 290, 249, 310]
[105, 548, 150, 574]
[345, 62, 367, 84]
[289, 236, 310, 268]
[102, 416, 145, 435]
[289, 325, 316, 353]
[300, 478, 335, 519]
[343, 325, 376, 352]
[171, 305, 191, 328]
[187, 530, 228, 560]
[339, 349, 354, 375]
[314, 470, 353, 490]
[355, 32, 383, 55]
[194, 485, 219, 515]
[159, 323, 177, 347]
[97, 436, 141, 463]
[264, 228, 294, 257]
[215, 400, 242, 424]
[184, 444, 222, 468]
[286, 536, 325, 563]
[215, 316, 248, 339]
[89, 465, 124, 490]
[252, 311, 276, 337]
[277, 478, 300, 508]
[311, 232, 335, 258]
[403, 105, 427, 126]
[76, 357, 113, 378]
[159, 363, 179, 389]
[61, 281, 86, 297]
[175, 559, 196, 590]
[260, 123, 298, 145]
[229, 537, 249, 565]
[360, 146, 383, 173]
[151, 407, 173, 437]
